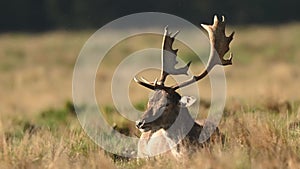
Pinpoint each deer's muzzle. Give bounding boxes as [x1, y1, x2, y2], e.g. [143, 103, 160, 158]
[135, 119, 145, 129]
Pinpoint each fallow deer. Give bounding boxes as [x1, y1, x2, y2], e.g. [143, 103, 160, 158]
[134, 15, 234, 158]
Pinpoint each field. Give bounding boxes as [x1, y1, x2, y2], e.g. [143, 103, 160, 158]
[1, 23, 300, 169]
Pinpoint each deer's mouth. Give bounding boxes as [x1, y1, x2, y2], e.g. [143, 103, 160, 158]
[139, 127, 151, 132]
[139, 126, 161, 133]
[136, 119, 145, 128]
[136, 120, 154, 132]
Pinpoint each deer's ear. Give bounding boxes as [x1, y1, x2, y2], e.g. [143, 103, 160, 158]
[179, 96, 196, 107]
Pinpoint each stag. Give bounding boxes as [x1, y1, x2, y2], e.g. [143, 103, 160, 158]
[134, 15, 234, 158]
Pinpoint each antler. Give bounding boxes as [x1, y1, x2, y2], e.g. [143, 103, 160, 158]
[172, 15, 234, 90]
[158, 26, 191, 85]
[134, 26, 191, 90]
[134, 15, 234, 91]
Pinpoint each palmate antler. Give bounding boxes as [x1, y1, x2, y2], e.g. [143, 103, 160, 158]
[158, 26, 191, 85]
[173, 15, 234, 90]
[134, 15, 234, 91]
[134, 26, 191, 90]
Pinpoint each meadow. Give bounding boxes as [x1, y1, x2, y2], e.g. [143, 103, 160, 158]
[0, 23, 300, 168]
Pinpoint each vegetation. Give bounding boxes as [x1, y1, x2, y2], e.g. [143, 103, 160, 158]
[1, 0, 300, 31]
[1, 23, 300, 168]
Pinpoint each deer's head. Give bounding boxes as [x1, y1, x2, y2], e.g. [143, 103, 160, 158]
[135, 89, 197, 132]
[135, 15, 234, 133]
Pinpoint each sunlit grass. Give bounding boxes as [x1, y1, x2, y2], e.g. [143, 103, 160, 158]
[2, 102, 300, 168]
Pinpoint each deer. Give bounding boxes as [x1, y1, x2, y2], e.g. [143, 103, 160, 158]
[134, 15, 234, 159]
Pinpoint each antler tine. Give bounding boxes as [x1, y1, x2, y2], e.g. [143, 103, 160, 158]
[158, 26, 191, 86]
[134, 76, 155, 90]
[173, 15, 234, 90]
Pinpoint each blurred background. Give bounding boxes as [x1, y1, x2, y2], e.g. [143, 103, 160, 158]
[0, 0, 300, 118]
[1, 0, 300, 32]
[1, 0, 300, 119]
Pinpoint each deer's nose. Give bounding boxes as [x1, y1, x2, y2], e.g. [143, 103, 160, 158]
[135, 120, 145, 129]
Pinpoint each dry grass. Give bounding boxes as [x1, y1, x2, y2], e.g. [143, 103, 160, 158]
[1, 23, 300, 168]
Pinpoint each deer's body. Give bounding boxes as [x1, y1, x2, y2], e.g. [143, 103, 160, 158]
[134, 15, 233, 159]
[138, 122, 204, 158]
[136, 90, 220, 158]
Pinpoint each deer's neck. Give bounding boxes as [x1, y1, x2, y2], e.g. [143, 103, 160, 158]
[163, 107, 199, 146]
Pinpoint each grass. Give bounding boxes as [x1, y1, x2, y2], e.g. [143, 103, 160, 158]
[1, 23, 300, 168]
[2, 103, 300, 168]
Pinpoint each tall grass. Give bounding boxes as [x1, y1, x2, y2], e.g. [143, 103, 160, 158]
[1, 101, 300, 168]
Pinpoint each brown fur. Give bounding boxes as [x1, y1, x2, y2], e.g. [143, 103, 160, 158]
[136, 90, 222, 158]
